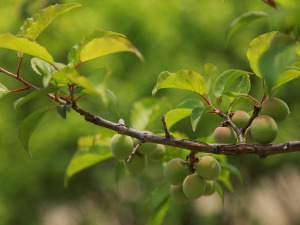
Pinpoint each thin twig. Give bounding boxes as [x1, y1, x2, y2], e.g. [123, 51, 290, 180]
[161, 116, 171, 138]
[127, 141, 143, 162]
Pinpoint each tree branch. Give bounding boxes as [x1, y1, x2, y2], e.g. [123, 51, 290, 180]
[72, 104, 300, 158]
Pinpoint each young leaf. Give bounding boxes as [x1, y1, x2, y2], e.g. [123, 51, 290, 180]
[152, 70, 206, 96]
[52, 66, 79, 85]
[0, 83, 10, 98]
[64, 144, 113, 187]
[18, 107, 51, 156]
[0, 32, 53, 63]
[247, 31, 277, 77]
[79, 35, 143, 64]
[31, 58, 65, 87]
[191, 105, 213, 131]
[259, 42, 297, 94]
[56, 105, 68, 119]
[213, 70, 251, 106]
[273, 69, 300, 91]
[14, 88, 58, 110]
[18, 3, 82, 40]
[225, 11, 268, 46]
[146, 196, 171, 225]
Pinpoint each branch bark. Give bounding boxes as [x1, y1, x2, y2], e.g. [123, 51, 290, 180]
[72, 104, 300, 158]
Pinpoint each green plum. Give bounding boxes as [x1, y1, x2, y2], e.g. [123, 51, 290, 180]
[170, 185, 189, 204]
[110, 134, 133, 160]
[250, 115, 278, 144]
[231, 110, 250, 128]
[203, 180, 216, 196]
[261, 98, 290, 122]
[213, 126, 237, 144]
[164, 158, 189, 185]
[148, 144, 166, 161]
[195, 156, 221, 180]
[123, 152, 147, 173]
[244, 127, 257, 144]
[183, 174, 206, 199]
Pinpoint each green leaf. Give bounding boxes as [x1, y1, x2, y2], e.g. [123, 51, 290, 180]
[191, 105, 213, 132]
[114, 161, 124, 189]
[228, 96, 256, 112]
[0, 32, 53, 63]
[213, 70, 251, 106]
[56, 104, 68, 119]
[18, 3, 81, 40]
[18, 107, 51, 156]
[164, 108, 192, 129]
[259, 42, 297, 94]
[203, 63, 217, 94]
[31, 58, 65, 87]
[225, 11, 268, 46]
[14, 88, 58, 110]
[273, 69, 300, 91]
[73, 30, 143, 65]
[224, 75, 251, 97]
[68, 30, 133, 66]
[218, 169, 233, 192]
[221, 162, 245, 187]
[0, 83, 10, 98]
[215, 181, 224, 209]
[65, 144, 113, 187]
[152, 70, 206, 96]
[144, 182, 170, 213]
[247, 31, 277, 77]
[146, 196, 171, 225]
[130, 98, 170, 130]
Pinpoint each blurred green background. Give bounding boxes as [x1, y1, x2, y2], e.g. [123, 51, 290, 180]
[1, 0, 300, 224]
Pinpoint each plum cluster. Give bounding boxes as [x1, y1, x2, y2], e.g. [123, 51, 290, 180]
[110, 133, 166, 173]
[165, 156, 221, 204]
[213, 98, 289, 144]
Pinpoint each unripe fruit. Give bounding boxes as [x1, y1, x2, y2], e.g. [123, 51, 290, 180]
[110, 134, 133, 160]
[138, 142, 158, 155]
[195, 156, 221, 180]
[203, 180, 216, 196]
[164, 158, 189, 185]
[148, 144, 166, 161]
[123, 153, 147, 173]
[251, 115, 278, 144]
[244, 127, 257, 144]
[261, 98, 290, 122]
[183, 174, 206, 199]
[231, 110, 250, 128]
[170, 185, 189, 204]
[213, 126, 237, 144]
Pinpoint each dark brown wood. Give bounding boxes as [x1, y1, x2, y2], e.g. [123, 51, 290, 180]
[72, 104, 300, 158]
